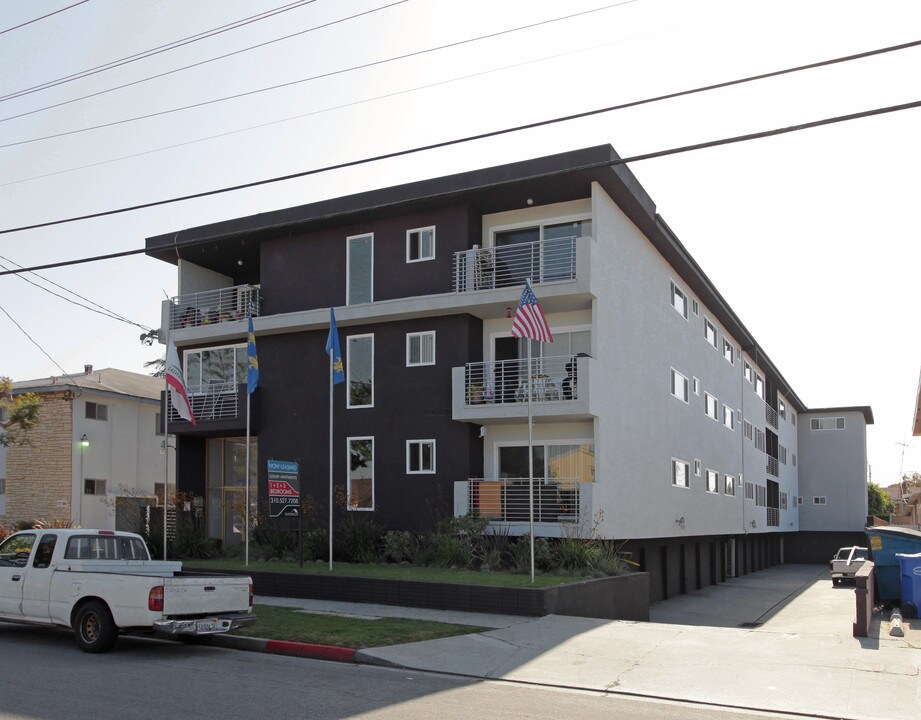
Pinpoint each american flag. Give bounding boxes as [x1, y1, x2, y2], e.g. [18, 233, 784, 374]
[511, 281, 553, 343]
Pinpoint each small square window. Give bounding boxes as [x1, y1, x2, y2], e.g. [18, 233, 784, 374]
[85, 402, 108, 421]
[407, 331, 435, 367]
[407, 439, 436, 473]
[813, 496, 827, 505]
[407, 226, 435, 262]
[84, 479, 106, 495]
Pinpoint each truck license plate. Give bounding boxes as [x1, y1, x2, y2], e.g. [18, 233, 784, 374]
[196, 620, 222, 633]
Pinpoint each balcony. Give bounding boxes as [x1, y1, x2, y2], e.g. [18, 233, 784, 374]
[455, 478, 592, 532]
[165, 382, 258, 434]
[766, 456, 779, 477]
[453, 237, 578, 293]
[765, 404, 778, 429]
[168, 285, 260, 331]
[452, 355, 593, 423]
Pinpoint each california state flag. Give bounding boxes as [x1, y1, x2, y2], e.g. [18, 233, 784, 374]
[166, 340, 196, 425]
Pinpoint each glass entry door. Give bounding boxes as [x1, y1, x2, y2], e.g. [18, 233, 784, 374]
[206, 438, 258, 547]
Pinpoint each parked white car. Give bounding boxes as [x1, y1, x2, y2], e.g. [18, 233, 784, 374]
[829, 546, 870, 586]
[0, 528, 255, 652]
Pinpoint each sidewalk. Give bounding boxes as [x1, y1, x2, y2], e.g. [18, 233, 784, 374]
[235, 566, 921, 720]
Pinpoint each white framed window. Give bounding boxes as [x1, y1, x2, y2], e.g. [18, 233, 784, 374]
[743, 419, 753, 441]
[779, 445, 788, 465]
[754, 374, 764, 400]
[723, 404, 735, 430]
[407, 331, 435, 367]
[347, 437, 374, 510]
[704, 318, 717, 348]
[347, 233, 374, 305]
[694, 459, 701, 476]
[797, 495, 804, 505]
[723, 338, 734, 365]
[347, 334, 374, 408]
[755, 428, 766, 452]
[670, 281, 688, 319]
[691, 299, 699, 316]
[692, 377, 700, 396]
[792, 412, 797, 427]
[672, 459, 690, 488]
[706, 469, 719, 494]
[810, 417, 845, 431]
[779, 399, 787, 420]
[724, 474, 735, 495]
[406, 439, 436, 474]
[184, 344, 248, 390]
[743, 361, 753, 383]
[745, 481, 755, 500]
[705, 393, 718, 420]
[780, 492, 788, 510]
[755, 485, 766, 507]
[85, 402, 108, 421]
[670, 368, 689, 403]
[813, 496, 827, 505]
[406, 226, 435, 262]
[84, 478, 106, 495]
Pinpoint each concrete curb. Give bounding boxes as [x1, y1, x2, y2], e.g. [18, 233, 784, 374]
[209, 633, 357, 662]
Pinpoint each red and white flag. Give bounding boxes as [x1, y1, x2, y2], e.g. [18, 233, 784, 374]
[166, 340, 196, 425]
[511, 280, 553, 343]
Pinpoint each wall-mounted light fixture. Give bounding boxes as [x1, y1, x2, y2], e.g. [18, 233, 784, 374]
[676, 516, 685, 527]
[80, 434, 89, 448]
[750, 520, 757, 528]
[506, 305, 512, 319]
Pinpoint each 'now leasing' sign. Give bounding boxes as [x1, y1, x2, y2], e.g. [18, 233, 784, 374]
[267, 459, 299, 518]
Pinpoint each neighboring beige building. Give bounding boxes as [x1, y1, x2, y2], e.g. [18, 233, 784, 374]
[0, 366, 174, 530]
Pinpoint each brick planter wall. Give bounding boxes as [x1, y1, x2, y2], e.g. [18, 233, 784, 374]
[189, 567, 650, 621]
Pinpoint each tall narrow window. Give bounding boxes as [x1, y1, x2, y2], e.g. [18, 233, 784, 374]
[407, 440, 435, 473]
[706, 469, 719, 494]
[670, 281, 688, 319]
[754, 374, 765, 400]
[723, 404, 735, 430]
[347, 437, 374, 510]
[406, 226, 435, 262]
[347, 233, 373, 305]
[670, 368, 689, 403]
[704, 318, 717, 349]
[705, 393, 718, 420]
[724, 474, 736, 495]
[347, 335, 374, 408]
[407, 331, 435, 367]
[723, 338, 734, 364]
[672, 459, 689, 488]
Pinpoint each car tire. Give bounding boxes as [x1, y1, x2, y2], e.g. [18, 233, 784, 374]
[74, 601, 118, 653]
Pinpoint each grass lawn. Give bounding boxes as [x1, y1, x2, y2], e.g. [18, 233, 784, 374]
[189, 558, 582, 588]
[232, 603, 487, 648]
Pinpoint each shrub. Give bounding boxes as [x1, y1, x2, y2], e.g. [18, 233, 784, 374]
[593, 540, 634, 576]
[382, 531, 417, 563]
[337, 514, 383, 563]
[302, 527, 329, 562]
[434, 533, 467, 567]
[251, 517, 298, 560]
[507, 534, 552, 574]
[554, 537, 598, 573]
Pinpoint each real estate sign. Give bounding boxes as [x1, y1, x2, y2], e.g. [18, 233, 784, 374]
[267, 459, 299, 518]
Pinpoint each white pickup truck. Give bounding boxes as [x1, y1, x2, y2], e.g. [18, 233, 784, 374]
[829, 545, 870, 586]
[0, 528, 256, 652]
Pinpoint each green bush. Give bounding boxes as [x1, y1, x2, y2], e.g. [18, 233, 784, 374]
[382, 531, 417, 563]
[302, 527, 329, 562]
[251, 518, 298, 561]
[554, 537, 598, 573]
[507, 535, 553, 574]
[434, 533, 468, 567]
[337, 515, 383, 563]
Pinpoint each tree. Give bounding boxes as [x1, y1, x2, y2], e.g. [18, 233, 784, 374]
[144, 356, 165, 378]
[867, 481, 893, 519]
[0, 376, 40, 447]
[902, 472, 921, 489]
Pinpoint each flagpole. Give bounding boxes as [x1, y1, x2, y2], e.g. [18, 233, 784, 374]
[328, 347, 334, 572]
[527, 336, 535, 584]
[245, 386, 251, 567]
[163, 325, 170, 562]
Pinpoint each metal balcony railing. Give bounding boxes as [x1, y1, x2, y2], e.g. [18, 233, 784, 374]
[765, 404, 778, 429]
[766, 456, 779, 477]
[169, 285, 260, 330]
[463, 355, 583, 405]
[452, 237, 577, 293]
[167, 382, 240, 422]
[767, 507, 780, 527]
[468, 478, 581, 523]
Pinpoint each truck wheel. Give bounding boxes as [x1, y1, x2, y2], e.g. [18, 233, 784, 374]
[74, 601, 117, 653]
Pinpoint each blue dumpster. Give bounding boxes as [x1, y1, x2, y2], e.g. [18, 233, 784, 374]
[865, 526, 921, 601]
[897, 552, 921, 618]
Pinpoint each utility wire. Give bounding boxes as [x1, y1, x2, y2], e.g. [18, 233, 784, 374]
[0, 0, 405, 123]
[0, 0, 316, 102]
[0, 255, 152, 330]
[0, 1, 637, 146]
[0, 95, 919, 254]
[0, 0, 89, 36]
[0, 34, 649, 188]
[0, 301, 85, 394]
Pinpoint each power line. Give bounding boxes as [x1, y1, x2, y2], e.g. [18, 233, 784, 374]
[0, 255, 151, 330]
[0, 0, 406, 123]
[0, 1, 637, 147]
[0, 34, 647, 188]
[0, 0, 316, 103]
[0, 0, 89, 36]
[0, 95, 919, 256]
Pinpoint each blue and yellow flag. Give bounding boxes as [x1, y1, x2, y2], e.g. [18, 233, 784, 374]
[326, 307, 344, 385]
[247, 316, 259, 394]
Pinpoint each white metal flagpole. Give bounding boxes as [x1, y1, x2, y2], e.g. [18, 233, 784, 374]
[329, 348, 334, 571]
[245, 388, 251, 567]
[163, 327, 170, 562]
[528, 336, 535, 584]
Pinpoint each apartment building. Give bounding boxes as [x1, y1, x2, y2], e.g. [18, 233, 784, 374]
[145, 145, 871, 599]
[0, 367, 172, 530]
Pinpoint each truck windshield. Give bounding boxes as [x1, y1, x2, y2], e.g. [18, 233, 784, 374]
[64, 535, 151, 561]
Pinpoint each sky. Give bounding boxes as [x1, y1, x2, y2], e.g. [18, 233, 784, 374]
[1, 0, 920, 486]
